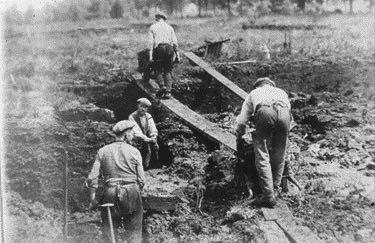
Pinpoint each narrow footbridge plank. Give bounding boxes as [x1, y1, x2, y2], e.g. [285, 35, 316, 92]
[259, 221, 290, 243]
[132, 74, 237, 152]
[183, 52, 248, 100]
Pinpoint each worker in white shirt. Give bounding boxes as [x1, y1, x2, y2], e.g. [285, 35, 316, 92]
[129, 98, 159, 169]
[149, 11, 179, 99]
[236, 77, 292, 208]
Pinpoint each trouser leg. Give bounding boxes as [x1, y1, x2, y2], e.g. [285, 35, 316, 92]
[253, 132, 274, 199]
[253, 106, 277, 199]
[123, 208, 143, 243]
[101, 186, 121, 242]
[153, 46, 165, 91]
[163, 71, 172, 92]
[119, 184, 143, 243]
[270, 107, 291, 190]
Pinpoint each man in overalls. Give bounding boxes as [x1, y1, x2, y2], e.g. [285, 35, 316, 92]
[129, 98, 159, 169]
[86, 120, 145, 243]
[148, 11, 179, 99]
[236, 77, 292, 208]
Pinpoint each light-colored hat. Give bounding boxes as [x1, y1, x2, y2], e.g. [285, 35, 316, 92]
[137, 98, 152, 107]
[112, 120, 135, 134]
[155, 11, 167, 20]
[253, 77, 275, 88]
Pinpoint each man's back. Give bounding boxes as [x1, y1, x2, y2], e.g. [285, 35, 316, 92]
[98, 141, 143, 183]
[149, 20, 177, 47]
[249, 85, 291, 113]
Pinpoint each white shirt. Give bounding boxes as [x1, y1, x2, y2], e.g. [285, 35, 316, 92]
[129, 112, 158, 142]
[149, 20, 178, 49]
[236, 85, 291, 126]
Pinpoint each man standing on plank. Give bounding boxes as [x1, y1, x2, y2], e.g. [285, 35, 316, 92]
[149, 11, 179, 99]
[86, 120, 145, 243]
[129, 98, 159, 169]
[236, 77, 292, 208]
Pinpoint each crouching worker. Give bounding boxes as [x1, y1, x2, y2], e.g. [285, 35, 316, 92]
[86, 120, 145, 243]
[236, 77, 292, 208]
[129, 98, 159, 169]
[149, 11, 179, 99]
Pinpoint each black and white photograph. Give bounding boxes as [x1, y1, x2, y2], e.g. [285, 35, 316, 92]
[0, 0, 374, 242]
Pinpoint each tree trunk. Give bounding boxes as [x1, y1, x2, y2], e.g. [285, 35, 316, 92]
[213, 0, 216, 15]
[198, 0, 202, 17]
[227, 0, 231, 16]
[349, 0, 354, 14]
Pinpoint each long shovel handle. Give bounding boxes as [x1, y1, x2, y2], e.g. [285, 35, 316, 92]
[106, 207, 116, 243]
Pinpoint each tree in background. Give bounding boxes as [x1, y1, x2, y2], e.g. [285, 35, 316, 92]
[88, 0, 111, 18]
[4, 4, 23, 25]
[110, 0, 124, 18]
[24, 5, 36, 23]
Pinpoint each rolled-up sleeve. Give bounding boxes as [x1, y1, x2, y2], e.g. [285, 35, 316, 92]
[171, 28, 178, 47]
[87, 153, 101, 189]
[149, 28, 155, 49]
[148, 117, 158, 137]
[236, 94, 253, 127]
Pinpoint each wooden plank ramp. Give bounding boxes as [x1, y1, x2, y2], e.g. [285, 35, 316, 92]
[131, 73, 237, 152]
[260, 202, 322, 243]
[183, 51, 248, 100]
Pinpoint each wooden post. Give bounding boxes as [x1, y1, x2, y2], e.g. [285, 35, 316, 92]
[63, 150, 68, 240]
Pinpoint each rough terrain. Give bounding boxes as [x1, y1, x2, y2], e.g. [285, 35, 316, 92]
[4, 14, 375, 242]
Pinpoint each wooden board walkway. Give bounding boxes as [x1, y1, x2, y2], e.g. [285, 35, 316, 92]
[132, 73, 237, 152]
[183, 52, 248, 100]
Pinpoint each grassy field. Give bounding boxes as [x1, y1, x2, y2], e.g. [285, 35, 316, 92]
[3, 13, 375, 242]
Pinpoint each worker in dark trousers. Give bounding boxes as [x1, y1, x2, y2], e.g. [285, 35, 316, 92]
[129, 98, 159, 169]
[86, 120, 145, 243]
[236, 77, 292, 208]
[149, 11, 179, 99]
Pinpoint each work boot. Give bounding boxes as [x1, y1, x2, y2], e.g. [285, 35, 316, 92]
[156, 88, 166, 99]
[251, 195, 277, 208]
[163, 91, 172, 99]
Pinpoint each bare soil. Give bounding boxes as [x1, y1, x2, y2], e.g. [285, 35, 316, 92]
[4, 14, 375, 242]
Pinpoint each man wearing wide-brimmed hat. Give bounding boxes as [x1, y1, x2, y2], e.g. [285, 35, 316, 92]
[235, 77, 292, 208]
[129, 98, 159, 169]
[86, 120, 145, 243]
[148, 11, 179, 99]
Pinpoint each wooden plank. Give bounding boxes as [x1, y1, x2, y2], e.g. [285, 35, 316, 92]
[261, 201, 293, 221]
[277, 218, 323, 243]
[183, 52, 248, 100]
[132, 74, 237, 152]
[258, 221, 289, 243]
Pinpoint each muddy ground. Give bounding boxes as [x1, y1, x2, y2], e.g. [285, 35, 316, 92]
[4, 15, 375, 242]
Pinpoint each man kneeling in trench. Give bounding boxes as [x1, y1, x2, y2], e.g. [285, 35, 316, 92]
[86, 120, 145, 242]
[236, 77, 292, 208]
[129, 98, 159, 169]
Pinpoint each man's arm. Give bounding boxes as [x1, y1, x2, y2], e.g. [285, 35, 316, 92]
[235, 95, 253, 138]
[171, 28, 178, 50]
[129, 116, 152, 143]
[133, 150, 146, 189]
[148, 28, 154, 61]
[86, 153, 101, 209]
[148, 115, 158, 139]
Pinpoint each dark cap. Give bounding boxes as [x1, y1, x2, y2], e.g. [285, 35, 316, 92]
[253, 77, 275, 89]
[112, 120, 135, 134]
